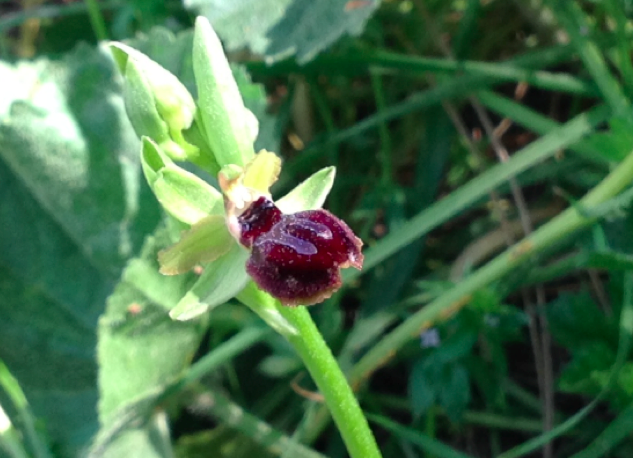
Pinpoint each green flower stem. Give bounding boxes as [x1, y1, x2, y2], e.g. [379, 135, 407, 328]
[305, 149, 633, 442]
[278, 305, 382, 458]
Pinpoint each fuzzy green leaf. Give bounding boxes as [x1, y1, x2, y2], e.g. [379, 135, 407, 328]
[98, 229, 207, 424]
[0, 44, 161, 456]
[186, 0, 380, 64]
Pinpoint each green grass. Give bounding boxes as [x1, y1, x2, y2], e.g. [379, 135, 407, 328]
[3, 1, 633, 458]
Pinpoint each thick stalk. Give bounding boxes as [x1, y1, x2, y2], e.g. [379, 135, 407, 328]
[278, 306, 382, 458]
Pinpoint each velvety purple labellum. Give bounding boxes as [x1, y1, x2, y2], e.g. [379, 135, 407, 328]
[238, 196, 282, 248]
[237, 198, 363, 306]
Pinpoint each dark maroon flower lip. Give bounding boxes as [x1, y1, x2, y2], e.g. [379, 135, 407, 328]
[237, 197, 363, 306]
[238, 196, 282, 248]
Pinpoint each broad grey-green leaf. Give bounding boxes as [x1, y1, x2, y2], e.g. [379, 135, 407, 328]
[276, 166, 335, 213]
[186, 0, 381, 64]
[0, 61, 41, 117]
[0, 43, 161, 457]
[98, 412, 174, 458]
[98, 228, 206, 424]
[0, 44, 160, 275]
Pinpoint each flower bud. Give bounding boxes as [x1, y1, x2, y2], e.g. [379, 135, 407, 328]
[110, 42, 199, 161]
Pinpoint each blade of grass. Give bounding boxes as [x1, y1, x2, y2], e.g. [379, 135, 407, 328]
[369, 393, 545, 433]
[84, 0, 108, 41]
[370, 69, 393, 189]
[248, 49, 593, 96]
[191, 390, 327, 458]
[602, 0, 633, 99]
[344, 104, 611, 281]
[0, 405, 30, 458]
[569, 402, 633, 458]
[368, 414, 474, 458]
[0, 360, 53, 458]
[498, 271, 633, 458]
[0, 0, 121, 33]
[452, 0, 481, 59]
[368, 51, 595, 96]
[549, 0, 632, 121]
[475, 89, 606, 160]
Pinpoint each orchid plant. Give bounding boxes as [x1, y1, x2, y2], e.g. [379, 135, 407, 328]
[109, 16, 381, 458]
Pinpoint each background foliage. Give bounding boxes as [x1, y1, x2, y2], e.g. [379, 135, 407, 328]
[3, 0, 633, 457]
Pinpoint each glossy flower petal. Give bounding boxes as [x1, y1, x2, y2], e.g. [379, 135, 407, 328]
[237, 198, 363, 306]
[238, 196, 282, 248]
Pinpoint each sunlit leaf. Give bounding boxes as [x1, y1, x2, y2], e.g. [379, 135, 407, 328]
[186, 0, 381, 64]
[0, 44, 161, 456]
[276, 166, 335, 213]
[98, 228, 206, 424]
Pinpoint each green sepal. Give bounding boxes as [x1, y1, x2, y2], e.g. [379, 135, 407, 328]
[110, 42, 198, 161]
[236, 282, 298, 336]
[276, 166, 336, 213]
[192, 17, 255, 168]
[170, 243, 249, 320]
[158, 215, 233, 276]
[141, 137, 223, 225]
